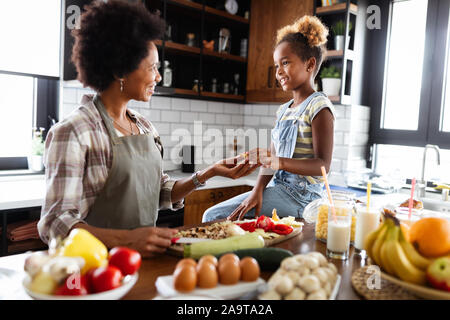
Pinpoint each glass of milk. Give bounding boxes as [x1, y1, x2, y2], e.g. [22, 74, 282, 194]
[326, 202, 352, 260]
[354, 204, 381, 257]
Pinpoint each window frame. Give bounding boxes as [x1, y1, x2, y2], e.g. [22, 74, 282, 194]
[0, 71, 59, 171]
[369, 0, 450, 151]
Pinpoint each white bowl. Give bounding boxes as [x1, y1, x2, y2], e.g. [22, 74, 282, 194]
[23, 273, 138, 300]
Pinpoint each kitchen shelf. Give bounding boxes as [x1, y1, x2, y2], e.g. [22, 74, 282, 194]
[168, 0, 203, 11]
[202, 50, 247, 63]
[201, 91, 244, 101]
[204, 6, 249, 24]
[155, 40, 201, 55]
[316, 2, 358, 15]
[166, 0, 249, 24]
[156, 40, 246, 63]
[325, 49, 355, 60]
[174, 88, 199, 96]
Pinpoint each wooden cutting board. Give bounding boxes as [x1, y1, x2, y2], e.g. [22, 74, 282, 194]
[167, 223, 303, 258]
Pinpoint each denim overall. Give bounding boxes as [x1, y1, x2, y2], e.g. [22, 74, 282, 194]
[202, 92, 325, 222]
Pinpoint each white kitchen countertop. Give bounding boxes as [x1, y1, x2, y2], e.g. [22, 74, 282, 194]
[0, 169, 259, 211]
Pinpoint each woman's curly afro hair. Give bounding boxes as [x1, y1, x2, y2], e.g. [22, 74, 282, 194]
[71, 0, 165, 92]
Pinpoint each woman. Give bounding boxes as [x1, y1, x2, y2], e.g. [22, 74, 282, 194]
[203, 16, 335, 222]
[38, 0, 257, 257]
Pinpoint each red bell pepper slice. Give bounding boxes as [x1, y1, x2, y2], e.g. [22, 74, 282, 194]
[237, 221, 256, 232]
[255, 215, 274, 232]
[271, 224, 293, 235]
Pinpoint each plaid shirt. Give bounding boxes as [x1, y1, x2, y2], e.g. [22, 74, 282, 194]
[38, 94, 183, 243]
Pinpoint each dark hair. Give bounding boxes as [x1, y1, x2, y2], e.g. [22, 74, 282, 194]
[71, 0, 165, 92]
[276, 16, 328, 75]
[278, 32, 326, 74]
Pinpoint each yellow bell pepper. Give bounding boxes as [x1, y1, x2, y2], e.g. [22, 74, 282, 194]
[272, 208, 280, 221]
[58, 228, 108, 274]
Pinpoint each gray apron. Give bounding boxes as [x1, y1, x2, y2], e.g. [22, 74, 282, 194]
[85, 95, 162, 229]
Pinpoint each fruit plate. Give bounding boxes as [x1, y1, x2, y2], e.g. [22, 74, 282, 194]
[155, 275, 266, 300]
[22, 273, 138, 300]
[380, 271, 450, 300]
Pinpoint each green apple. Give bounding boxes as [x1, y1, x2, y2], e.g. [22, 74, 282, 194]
[426, 257, 450, 292]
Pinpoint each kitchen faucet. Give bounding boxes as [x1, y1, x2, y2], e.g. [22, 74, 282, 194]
[418, 144, 441, 198]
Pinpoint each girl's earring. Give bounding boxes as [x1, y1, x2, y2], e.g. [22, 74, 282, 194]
[120, 79, 124, 92]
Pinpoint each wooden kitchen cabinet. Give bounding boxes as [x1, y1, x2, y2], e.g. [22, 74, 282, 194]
[183, 185, 252, 225]
[246, 0, 314, 103]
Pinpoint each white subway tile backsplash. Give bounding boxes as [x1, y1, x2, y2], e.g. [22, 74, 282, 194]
[171, 98, 190, 111]
[180, 111, 199, 124]
[335, 119, 352, 132]
[260, 116, 275, 127]
[252, 104, 269, 116]
[244, 115, 260, 126]
[217, 114, 232, 125]
[334, 105, 347, 119]
[190, 100, 208, 112]
[334, 132, 344, 145]
[151, 96, 171, 110]
[207, 101, 224, 113]
[232, 115, 244, 126]
[152, 122, 171, 135]
[161, 110, 181, 122]
[198, 112, 216, 124]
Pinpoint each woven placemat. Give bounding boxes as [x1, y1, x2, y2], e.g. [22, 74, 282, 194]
[351, 266, 419, 300]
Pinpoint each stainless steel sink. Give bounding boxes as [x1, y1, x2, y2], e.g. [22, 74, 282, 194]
[421, 198, 450, 214]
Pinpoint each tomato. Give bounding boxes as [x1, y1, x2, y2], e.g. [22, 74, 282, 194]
[54, 274, 89, 296]
[255, 215, 274, 232]
[90, 266, 123, 293]
[108, 247, 142, 275]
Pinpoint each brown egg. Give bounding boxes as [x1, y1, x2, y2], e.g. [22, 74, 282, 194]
[175, 258, 197, 271]
[198, 255, 218, 267]
[196, 261, 218, 288]
[173, 265, 197, 292]
[240, 257, 260, 282]
[218, 260, 241, 285]
[218, 253, 239, 266]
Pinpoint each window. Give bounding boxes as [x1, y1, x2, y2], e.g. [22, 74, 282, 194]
[0, 0, 61, 77]
[370, 0, 450, 176]
[0, 74, 35, 157]
[382, 0, 428, 131]
[0, 1, 61, 171]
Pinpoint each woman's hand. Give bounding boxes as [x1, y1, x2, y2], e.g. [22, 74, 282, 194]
[227, 189, 263, 221]
[127, 227, 178, 258]
[213, 154, 260, 180]
[247, 148, 280, 170]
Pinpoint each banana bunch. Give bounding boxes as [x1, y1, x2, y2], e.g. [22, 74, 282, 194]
[364, 215, 432, 286]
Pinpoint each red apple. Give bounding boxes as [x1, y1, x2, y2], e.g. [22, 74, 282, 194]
[426, 257, 450, 292]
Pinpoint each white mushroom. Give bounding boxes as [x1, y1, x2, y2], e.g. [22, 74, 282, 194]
[324, 282, 332, 296]
[284, 288, 306, 300]
[307, 289, 328, 300]
[259, 289, 281, 300]
[297, 275, 321, 293]
[297, 265, 311, 277]
[323, 268, 337, 284]
[274, 276, 294, 296]
[327, 262, 338, 274]
[281, 257, 302, 271]
[268, 272, 285, 289]
[285, 271, 301, 284]
[294, 254, 307, 263]
[312, 267, 330, 285]
[308, 252, 328, 267]
[303, 256, 320, 270]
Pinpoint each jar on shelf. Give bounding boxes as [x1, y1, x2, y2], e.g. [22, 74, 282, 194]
[186, 33, 196, 47]
[303, 191, 357, 243]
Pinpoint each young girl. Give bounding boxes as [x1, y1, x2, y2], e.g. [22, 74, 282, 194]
[203, 16, 335, 222]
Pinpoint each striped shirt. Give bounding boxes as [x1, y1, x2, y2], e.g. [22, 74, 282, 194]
[276, 94, 335, 184]
[38, 94, 183, 244]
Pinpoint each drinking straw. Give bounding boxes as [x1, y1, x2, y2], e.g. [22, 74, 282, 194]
[321, 166, 337, 223]
[366, 181, 372, 212]
[408, 178, 416, 220]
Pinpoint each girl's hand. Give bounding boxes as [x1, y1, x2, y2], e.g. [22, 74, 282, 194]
[127, 227, 178, 258]
[227, 189, 263, 221]
[247, 148, 280, 170]
[213, 154, 260, 180]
